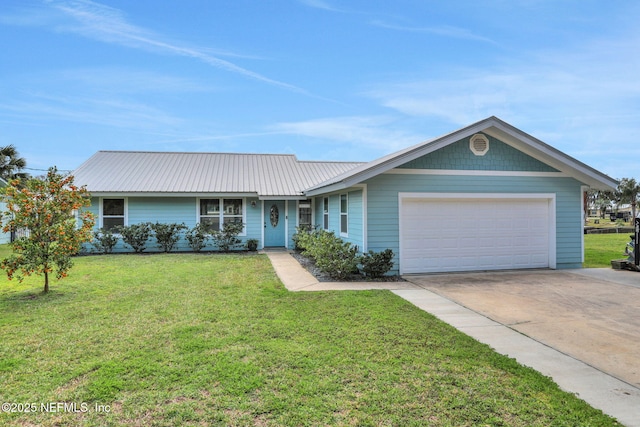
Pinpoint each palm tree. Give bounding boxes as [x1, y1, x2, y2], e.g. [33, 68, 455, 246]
[0, 145, 28, 181]
[617, 178, 640, 224]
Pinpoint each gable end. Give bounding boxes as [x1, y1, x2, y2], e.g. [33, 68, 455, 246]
[397, 133, 559, 172]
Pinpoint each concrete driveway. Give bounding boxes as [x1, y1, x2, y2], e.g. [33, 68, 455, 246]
[405, 268, 640, 389]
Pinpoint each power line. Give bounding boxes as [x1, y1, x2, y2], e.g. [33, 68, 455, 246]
[23, 167, 72, 173]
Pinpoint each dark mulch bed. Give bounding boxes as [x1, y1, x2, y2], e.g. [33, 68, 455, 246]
[291, 252, 404, 282]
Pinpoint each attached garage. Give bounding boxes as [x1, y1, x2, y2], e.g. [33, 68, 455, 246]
[304, 117, 618, 274]
[399, 193, 556, 274]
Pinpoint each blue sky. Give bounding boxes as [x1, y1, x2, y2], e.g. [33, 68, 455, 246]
[1, 0, 639, 181]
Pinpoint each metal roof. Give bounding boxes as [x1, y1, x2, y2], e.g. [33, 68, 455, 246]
[73, 117, 618, 199]
[72, 151, 363, 197]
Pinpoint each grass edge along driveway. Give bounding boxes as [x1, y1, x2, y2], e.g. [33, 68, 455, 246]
[0, 252, 622, 426]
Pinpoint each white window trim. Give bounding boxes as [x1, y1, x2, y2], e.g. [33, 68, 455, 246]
[323, 197, 329, 230]
[196, 197, 247, 236]
[99, 197, 128, 231]
[340, 193, 348, 237]
[297, 200, 313, 229]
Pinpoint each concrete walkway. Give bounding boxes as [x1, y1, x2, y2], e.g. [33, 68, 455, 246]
[265, 250, 640, 427]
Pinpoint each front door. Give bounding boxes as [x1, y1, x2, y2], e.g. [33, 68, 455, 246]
[264, 201, 285, 247]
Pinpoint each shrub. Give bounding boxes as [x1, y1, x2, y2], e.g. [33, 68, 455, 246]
[118, 223, 152, 253]
[151, 222, 187, 253]
[314, 231, 359, 280]
[359, 249, 395, 278]
[292, 225, 316, 253]
[246, 238, 259, 252]
[92, 228, 119, 254]
[185, 223, 210, 252]
[298, 229, 359, 280]
[211, 221, 244, 252]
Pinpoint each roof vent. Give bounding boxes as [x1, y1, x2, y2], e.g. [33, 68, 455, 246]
[470, 134, 489, 156]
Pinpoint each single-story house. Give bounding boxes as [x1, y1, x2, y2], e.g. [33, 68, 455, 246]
[73, 116, 617, 274]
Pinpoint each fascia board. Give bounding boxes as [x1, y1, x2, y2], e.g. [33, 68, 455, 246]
[88, 192, 260, 198]
[484, 122, 618, 191]
[306, 118, 497, 194]
[305, 182, 349, 197]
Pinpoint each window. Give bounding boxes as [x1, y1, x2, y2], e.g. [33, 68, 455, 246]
[102, 198, 125, 232]
[323, 197, 329, 230]
[299, 201, 312, 231]
[340, 194, 348, 235]
[199, 198, 244, 232]
[200, 199, 220, 231]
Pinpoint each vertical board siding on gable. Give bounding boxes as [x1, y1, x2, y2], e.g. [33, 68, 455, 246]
[365, 174, 584, 271]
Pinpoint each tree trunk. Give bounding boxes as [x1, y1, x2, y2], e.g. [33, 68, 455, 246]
[43, 271, 49, 293]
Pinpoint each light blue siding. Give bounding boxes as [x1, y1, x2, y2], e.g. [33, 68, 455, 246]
[81, 130, 586, 270]
[364, 132, 582, 273]
[313, 196, 327, 230]
[286, 201, 299, 249]
[400, 133, 559, 172]
[364, 173, 584, 273]
[309, 189, 365, 251]
[87, 196, 263, 253]
[245, 198, 262, 248]
[0, 202, 10, 244]
[342, 190, 363, 250]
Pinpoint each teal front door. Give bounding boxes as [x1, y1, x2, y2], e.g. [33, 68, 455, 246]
[264, 201, 285, 247]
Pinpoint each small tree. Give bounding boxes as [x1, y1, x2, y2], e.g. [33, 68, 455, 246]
[211, 221, 244, 252]
[151, 222, 187, 253]
[0, 168, 94, 293]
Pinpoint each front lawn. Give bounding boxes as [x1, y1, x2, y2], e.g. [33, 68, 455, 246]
[0, 251, 620, 426]
[583, 232, 632, 268]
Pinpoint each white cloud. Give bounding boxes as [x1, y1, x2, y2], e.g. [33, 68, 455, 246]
[371, 20, 496, 44]
[270, 116, 423, 154]
[367, 26, 639, 136]
[297, 0, 341, 12]
[53, 67, 214, 94]
[362, 24, 640, 180]
[36, 0, 310, 94]
[0, 91, 183, 129]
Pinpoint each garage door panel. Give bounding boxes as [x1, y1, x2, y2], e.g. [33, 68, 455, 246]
[400, 198, 551, 274]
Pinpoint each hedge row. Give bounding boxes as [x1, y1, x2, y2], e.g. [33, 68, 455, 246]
[293, 227, 395, 280]
[91, 222, 258, 254]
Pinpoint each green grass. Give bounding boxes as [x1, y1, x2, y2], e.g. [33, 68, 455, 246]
[585, 216, 633, 228]
[583, 232, 632, 268]
[0, 248, 622, 426]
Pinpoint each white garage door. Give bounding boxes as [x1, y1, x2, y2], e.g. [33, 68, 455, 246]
[400, 196, 551, 274]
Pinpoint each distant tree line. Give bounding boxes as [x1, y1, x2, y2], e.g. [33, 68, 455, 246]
[587, 178, 640, 221]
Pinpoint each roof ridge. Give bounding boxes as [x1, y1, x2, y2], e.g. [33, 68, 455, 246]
[97, 150, 299, 157]
[299, 160, 365, 164]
